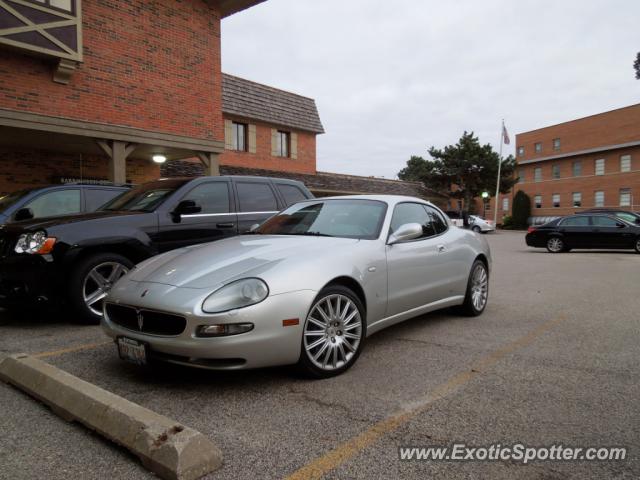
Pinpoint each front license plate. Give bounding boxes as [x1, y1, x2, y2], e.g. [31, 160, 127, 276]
[117, 337, 147, 365]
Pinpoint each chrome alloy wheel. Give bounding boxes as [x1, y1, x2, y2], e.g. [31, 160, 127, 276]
[547, 237, 564, 253]
[470, 263, 488, 311]
[83, 261, 129, 316]
[303, 294, 363, 371]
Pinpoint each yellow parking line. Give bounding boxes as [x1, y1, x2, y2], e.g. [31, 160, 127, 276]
[284, 314, 567, 480]
[33, 340, 112, 359]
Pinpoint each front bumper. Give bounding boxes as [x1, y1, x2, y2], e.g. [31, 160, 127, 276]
[101, 280, 318, 370]
[0, 254, 60, 307]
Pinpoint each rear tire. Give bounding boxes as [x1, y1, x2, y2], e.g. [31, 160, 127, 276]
[69, 253, 133, 325]
[635, 237, 640, 254]
[297, 285, 366, 378]
[546, 237, 565, 253]
[472, 226, 481, 233]
[457, 260, 489, 317]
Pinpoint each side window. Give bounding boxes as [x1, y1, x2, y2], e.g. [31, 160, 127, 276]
[390, 203, 435, 239]
[236, 182, 278, 212]
[85, 189, 123, 211]
[182, 182, 230, 214]
[426, 206, 448, 234]
[561, 216, 589, 227]
[23, 189, 81, 219]
[277, 184, 306, 206]
[591, 216, 619, 227]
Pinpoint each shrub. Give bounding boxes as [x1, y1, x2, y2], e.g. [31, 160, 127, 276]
[511, 191, 531, 229]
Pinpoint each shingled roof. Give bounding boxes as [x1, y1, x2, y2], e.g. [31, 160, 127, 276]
[161, 161, 447, 203]
[222, 73, 325, 134]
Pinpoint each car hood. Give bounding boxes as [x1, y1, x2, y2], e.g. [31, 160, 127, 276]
[126, 234, 360, 289]
[1, 210, 146, 232]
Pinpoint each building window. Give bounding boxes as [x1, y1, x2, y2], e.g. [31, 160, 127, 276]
[534, 167, 542, 182]
[595, 158, 605, 176]
[552, 194, 560, 208]
[552, 138, 561, 150]
[502, 198, 509, 211]
[275, 131, 290, 157]
[594, 191, 604, 207]
[517, 168, 524, 183]
[552, 164, 560, 179]
[26, 0, 73, 12]
[231, 122, 247, 151]
[572, 161, 582, 177]
[534, 142, 542, 153]
[620, 155, 631, 172]
[619, 188, 631, 207]
[534, 195, 542, 208]
[572, 192, 582, 207]
[517, 146, 524, 157]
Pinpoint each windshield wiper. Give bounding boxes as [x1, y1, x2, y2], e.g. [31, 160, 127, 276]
[288, 231, 334, 237]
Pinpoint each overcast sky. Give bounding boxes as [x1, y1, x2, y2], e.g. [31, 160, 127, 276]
[222, 0, 640, 179]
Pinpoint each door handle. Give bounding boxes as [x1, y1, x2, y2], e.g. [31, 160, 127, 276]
[437, 244, 446, 253]
[216, 222, 235, 229]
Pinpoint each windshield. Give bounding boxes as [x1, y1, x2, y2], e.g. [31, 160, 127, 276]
[257, 199, 387, 240]
[100, 180, 186, 212]
[615, 212, 639, 223]
[0, 189, 32, 213]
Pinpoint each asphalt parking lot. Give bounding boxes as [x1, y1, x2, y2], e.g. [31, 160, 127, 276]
[1, 230, 638, 479]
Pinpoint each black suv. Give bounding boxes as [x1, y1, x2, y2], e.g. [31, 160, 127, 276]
[0, 176, 312, 324]
[0, 183, 129, 225]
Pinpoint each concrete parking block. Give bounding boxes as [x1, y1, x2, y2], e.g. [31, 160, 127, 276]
[0, 353, 222, 480]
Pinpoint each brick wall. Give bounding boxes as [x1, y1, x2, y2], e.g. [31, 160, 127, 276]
[0, 148, 159, 194]
[516, 104, 640, 162]
[0, 0, 223, 142]
[219, 117, 317, 174]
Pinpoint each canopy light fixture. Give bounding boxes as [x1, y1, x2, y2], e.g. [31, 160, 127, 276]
[152, 154, 167, 164]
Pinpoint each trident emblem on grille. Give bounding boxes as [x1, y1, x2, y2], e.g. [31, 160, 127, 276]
[136, 310, 144, 331]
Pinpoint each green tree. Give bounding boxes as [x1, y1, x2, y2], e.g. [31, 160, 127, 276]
[635, 52, 640, 79]
[511, 190, 531, 229]
[398, 131, 518, 210]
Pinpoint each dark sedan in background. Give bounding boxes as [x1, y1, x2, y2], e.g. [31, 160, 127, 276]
[526, 214, 640, 253]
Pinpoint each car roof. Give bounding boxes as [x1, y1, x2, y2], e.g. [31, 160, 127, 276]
[299, 194, 436, 206]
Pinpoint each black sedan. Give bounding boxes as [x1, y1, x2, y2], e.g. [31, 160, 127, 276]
[525, 214, 640, 253]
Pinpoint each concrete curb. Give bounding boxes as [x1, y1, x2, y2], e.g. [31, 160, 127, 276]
[0, 353, 223, 480]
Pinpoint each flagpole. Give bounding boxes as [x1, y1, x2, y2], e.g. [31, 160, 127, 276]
[493, 119, 504, 227]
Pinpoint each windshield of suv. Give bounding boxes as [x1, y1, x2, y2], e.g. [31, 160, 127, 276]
[0, 189, 32, 213]
[100, 180, 187, 212]
[614, 212, 640, 224]
[257, 199, 387, 240]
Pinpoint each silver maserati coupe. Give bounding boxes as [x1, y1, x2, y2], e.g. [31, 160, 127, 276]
[102, 196, 491, 377]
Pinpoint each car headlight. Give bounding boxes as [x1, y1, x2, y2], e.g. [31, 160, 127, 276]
[14, 231, 57, 254]
[202, 278, 269, 313]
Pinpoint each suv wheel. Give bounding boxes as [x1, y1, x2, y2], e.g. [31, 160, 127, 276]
[635, 237, 640, 254]
[69, 253, 133, 325]
[297, 285, 366, 378]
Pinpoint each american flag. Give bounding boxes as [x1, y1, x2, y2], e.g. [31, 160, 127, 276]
[502, 124, 510, 145]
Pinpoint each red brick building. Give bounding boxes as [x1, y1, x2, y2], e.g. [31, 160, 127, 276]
[0, 0, 445, 204]
[477, 104, 640, 222]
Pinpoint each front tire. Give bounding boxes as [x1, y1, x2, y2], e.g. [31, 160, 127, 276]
[458, 260, 489, 317]
[69, 253, 133, 325]
[546, 237, 565, 253]
[297, 285, 366, 378]
[635, 237, 640, 254]
[472, 226, 481, 233]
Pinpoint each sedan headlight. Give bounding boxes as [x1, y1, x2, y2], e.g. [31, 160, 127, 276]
[202, 278, 269, 313]
[14, 231, 57, 254]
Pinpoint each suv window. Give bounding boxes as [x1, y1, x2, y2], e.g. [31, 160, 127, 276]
[277, 183, 306, 206]
[426, 206, 448, 234]
[23, 189, 81, 219]
[591, 216, 619, 227]
[390, 203, 435, 239]
[236, 182, 278, 212]
[182, 182, 230, 214]
[85, 189, 124, 211]
[561, 216, 590, 226]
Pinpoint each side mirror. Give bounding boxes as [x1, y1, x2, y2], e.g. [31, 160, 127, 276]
[171, 200, 201, 223]
[249, 223, 260, 232]
[388, 223, 423, 244]
[13, 207, 34, 222]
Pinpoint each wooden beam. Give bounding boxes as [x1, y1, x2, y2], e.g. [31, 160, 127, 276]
[197, 152, 220, 176]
